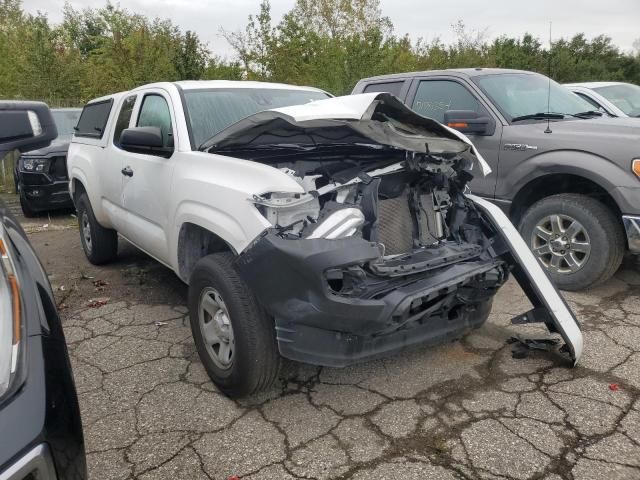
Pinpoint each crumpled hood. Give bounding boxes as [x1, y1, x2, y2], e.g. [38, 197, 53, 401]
[202, 93, 491, 177]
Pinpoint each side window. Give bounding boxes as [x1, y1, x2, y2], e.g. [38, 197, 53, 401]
[363, 81, 405, 97]
[411, 80, 482, 123]
[574, 92, 602, 110]
[75, 100, 113, 138]
[113, 95, 137, 147]
[137, 94, 173, 150]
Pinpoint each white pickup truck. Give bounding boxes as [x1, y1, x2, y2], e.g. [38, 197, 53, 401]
[67, 81, 582, 396]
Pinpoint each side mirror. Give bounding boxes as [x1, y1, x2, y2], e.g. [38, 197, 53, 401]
[0, 101, 57, 154]
[120, 127, 172, 157]
[443, 110, 495, 136]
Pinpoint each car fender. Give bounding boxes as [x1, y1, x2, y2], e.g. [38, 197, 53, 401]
[168, 151, 306, 271]
[171, 200, 269, 256]
[500, 150, 636, 203]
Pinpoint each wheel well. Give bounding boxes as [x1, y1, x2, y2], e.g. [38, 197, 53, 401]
[177, 223, 233, 283]
[510, 174, 622, 227]
[71, 178, 86, 204]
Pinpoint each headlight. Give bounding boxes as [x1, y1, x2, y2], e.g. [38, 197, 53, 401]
[0, 224, 25, 404]
[632, 159, 640, 179]
[21, 156, 49, 173]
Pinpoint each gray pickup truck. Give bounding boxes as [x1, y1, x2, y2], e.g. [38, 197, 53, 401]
[353, 69, 640, 290]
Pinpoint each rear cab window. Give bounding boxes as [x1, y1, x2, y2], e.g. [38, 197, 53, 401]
[75, 99, 113, 139]
[363, 81, 406, 98]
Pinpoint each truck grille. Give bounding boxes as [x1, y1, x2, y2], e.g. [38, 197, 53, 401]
[378, 192, 414, 255]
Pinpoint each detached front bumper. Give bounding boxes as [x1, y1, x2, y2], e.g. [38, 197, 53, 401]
[469, 195, 583, 364]
[236, 234, 507, 367]
[622, 215, 640, 254]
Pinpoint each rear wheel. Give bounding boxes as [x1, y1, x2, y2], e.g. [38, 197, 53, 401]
[76, 193, 118, 265]
[188, 252, 280, 397]
[519, 193, 624, 291]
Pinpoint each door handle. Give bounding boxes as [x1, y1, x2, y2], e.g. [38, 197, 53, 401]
[121, 166, 134, 177]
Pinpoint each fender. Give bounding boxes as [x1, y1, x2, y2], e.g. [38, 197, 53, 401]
[167, 151, 309, 272]
[171, 199, 271, 265]
[498, 150, 637, 203]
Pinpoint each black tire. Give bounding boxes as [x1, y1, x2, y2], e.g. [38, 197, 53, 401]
[19, 192, 37, 218]
[519, 193, 625, 291]
[76, 193, 118, 265]
[188, 252, 280, 397]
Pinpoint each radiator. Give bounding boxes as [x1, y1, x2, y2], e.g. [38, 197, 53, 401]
[377, 192, 414, 255]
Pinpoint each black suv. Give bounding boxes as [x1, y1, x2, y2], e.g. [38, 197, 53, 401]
[15, 108, 81, 217]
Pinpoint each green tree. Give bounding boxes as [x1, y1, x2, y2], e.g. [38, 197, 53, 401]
[175, 30, 208, 80]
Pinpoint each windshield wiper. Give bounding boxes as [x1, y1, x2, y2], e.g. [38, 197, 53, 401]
[570, 110, 603, 119]
[511, 113, 565, 122]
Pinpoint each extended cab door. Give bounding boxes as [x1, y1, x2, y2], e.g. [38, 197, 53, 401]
[405, 77, 503, 198]
[119, 89, 176, 264]
[97, 94, 137, 232]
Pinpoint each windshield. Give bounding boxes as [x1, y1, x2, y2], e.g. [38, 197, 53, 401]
[593, 83, 640, 117]
[183, 88, 330, 149]
[473, 73, 594, 122]
[52, 109, 81, 136]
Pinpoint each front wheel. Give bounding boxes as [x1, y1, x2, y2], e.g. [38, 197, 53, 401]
[188, 252, 280, 397]
[76, 193, 118, 265]
[19, 192, 37, 218]
[519, 193, 625, 291]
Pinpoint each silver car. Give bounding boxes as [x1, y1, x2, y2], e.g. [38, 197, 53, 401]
[565, 82, 640, 118]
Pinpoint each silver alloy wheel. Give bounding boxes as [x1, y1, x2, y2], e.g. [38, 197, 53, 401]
[81, 212, 92, 254]
[198, 287, 235, 369]
[531, 214, 591, 274]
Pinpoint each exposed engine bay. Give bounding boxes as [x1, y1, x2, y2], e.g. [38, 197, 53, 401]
[203, 92, 582, 368]
[251, 149, 492, 279]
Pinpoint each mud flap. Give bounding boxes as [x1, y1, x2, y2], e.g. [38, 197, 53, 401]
[467, 195, 583, 365]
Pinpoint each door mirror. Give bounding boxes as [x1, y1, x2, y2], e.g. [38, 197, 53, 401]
[443, 110, 495, 136]
[0, 101, 57, 154]
[120, 127, 171, 157]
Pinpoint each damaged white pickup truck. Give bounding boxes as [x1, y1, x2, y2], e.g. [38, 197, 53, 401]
[67, 82, 582, 396]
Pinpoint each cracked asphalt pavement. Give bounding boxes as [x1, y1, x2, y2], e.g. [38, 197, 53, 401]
[13, 201, 640, 480]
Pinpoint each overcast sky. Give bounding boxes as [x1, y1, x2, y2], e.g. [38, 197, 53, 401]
[21, 0, 640, 58]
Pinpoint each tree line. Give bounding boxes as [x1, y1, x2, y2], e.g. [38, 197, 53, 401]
[1, 0, 638, 105]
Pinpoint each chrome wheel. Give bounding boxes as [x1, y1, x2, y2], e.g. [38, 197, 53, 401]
[81, 212, 92, 254]
[531, 214, 591, 274]
[198, 287, 234, 369]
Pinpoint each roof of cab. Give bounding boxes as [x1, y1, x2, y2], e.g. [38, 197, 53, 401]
[86, 91, 128, 104]
[120, 80, 325, 94]
[564, 81, 626, 89]
[174, 80, 325, 93]
[358, 68, 538, 83]
[85, 80, 327, 104]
